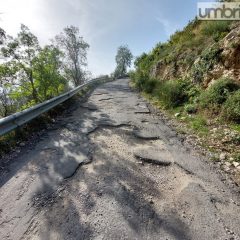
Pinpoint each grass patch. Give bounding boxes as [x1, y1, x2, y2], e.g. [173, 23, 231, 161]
[132, 74, 189, 109]
[222, 89, 240, 122]
[153, 80, 188, 108]
[230, 124, 240, 133]
[140, 85, 209, 137]
[190, 116, 208, 135]
[201, 20, 231, 41]
[199, 78, 239, 111]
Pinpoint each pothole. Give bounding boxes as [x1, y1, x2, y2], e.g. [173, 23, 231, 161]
[134, 148, 173, 166]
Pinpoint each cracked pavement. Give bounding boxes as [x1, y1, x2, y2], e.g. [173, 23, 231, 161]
[0, 78, 240, 240]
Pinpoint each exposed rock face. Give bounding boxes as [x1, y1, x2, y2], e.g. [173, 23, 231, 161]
[150, 43, 194, 81]
[151, 23, 240, 87]
[204, 25, 240, 87]
[220, 26, 240, 80]
[151, 60, 173, 80]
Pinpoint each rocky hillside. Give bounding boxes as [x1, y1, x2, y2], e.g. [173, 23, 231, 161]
[131, 19, 240, 121]
[130, 18, 240, 180]
[149, 20, 240, 87]
[202, 24, 240, 87]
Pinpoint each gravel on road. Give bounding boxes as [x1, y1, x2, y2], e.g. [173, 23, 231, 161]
[0, 79, 240, 240]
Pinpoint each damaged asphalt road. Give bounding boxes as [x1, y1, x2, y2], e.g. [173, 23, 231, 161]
[0, 78, 240, 240]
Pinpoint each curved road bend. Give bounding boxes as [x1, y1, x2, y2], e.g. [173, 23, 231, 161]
[0, 78, 240, 240]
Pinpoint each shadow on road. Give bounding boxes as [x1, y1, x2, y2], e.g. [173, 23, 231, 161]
[0, 80, 191, 240]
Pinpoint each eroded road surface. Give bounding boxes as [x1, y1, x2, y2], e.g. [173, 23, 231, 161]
[0, 79, 240, 240]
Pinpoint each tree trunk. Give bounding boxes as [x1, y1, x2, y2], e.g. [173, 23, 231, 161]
[29, 70, 39, 103]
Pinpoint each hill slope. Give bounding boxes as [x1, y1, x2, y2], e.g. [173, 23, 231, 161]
[130, 19, 240, 183]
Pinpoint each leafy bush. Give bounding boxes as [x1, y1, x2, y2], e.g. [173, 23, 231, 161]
[154, 80, 188, 108]
[129, 70, 136, 82]
[222, 90, 240, 122]
[213, 31, 228, 42]
[202, 21, 230, 42]
[130, 66, 159, 94]
[199, 78, 239, 110]
[191, 44, 222, 83]
[201, 21, 231, 40]
[185, 104, 198, 114]
[144, 78, 158, 93]
[130, 71, 149, 91]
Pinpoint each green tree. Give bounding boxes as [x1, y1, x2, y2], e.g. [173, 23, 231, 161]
[55, 26, 90, 86]
[114, 45, 133, 78]
[33, 45, 68, 100]
[1, 24, 40, 104]
[0, 64, 17, 117]
[0, 25, 91, 116]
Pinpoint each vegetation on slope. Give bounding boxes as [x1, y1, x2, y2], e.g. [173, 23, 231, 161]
[130, 18, 240, 173]
[130, 18, 240, 122]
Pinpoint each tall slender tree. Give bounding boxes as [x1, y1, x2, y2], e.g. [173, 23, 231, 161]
[114, 45, 133, 78]
[0, 63, 17, 117]
[55, 26, 89, 86]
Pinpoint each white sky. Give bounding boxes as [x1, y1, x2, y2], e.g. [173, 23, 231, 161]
[0, 0, 201, 76]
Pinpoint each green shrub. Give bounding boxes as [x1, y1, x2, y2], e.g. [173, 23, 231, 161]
[185, 104, 198, 114]
[199, 78, 239, 110]
[184, 82, 202, 103]
[154, 80, 188, 108]
[144, 78, 158, 93]
[201, 21, 230, 42]
[191, 44, 222, 83]
[201, 21, 231, 38]
[128, 70, 135, 80]
[222, 90, 240, 122]
[213, 31, 228, 42]
[130, 71, 148, 91]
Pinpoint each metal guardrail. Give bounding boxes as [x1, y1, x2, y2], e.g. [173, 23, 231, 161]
[0, 76, 109, 136]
